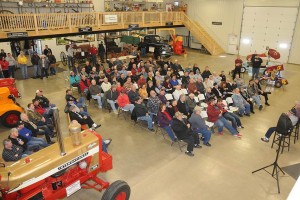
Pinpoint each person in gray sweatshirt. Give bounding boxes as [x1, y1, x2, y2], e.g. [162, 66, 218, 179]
[89, 79, 102, 109]
[5, 53, 16, 78]
[188, 106, 212, 147]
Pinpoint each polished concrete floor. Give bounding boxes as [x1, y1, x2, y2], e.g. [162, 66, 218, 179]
[0, 49, 300, 200]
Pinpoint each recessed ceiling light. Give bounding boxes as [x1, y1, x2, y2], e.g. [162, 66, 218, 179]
[279, 43, 288, 49]
[219, 55, 226, 58]
[242, 38, 251, 44]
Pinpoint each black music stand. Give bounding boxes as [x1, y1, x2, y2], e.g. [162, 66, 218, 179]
[252, 134, 285, 193]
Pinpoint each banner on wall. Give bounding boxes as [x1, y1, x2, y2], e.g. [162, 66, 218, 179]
[104, 15, 118, 23]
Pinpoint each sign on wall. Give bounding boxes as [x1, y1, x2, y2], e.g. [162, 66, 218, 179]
[104, 15, 118, 23]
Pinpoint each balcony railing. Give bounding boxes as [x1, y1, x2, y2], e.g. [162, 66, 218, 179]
[0, 11, 185, 34]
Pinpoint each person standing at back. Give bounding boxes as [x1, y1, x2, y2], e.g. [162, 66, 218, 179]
[251, 54, 262, 79]
[17, 51, 28, 79]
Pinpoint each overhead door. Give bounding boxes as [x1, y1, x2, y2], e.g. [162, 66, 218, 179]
[239, 7, 298, 62]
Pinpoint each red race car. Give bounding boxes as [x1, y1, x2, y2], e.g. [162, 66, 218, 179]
[0, 78, 21, 98]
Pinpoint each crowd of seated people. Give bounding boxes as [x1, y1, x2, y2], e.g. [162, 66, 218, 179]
[62, 55, 282, 157]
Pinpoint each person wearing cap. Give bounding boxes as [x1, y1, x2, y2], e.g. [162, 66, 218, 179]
[261, 107, 299, 142]
[89, 79, 103, 109]
[247, 79, 263, 110]
[31, 51, 40, 78]
[189, 106, 212, 147]
[232, 88, 251, 117]
[33, 99, 53, 118]
[104, 85, 119, 114]
[171, 111, 201, 157]
[2, 139, 28, 162]
[211, 82, 223, 99]
[132, 96, 154, 132]
[207, 98, 242, 137]
[17, 121, 49, 150]
[117, 89, 135, 113]
[69, 106, 101, 130]
[65, 89, 87, 112]
[35, 90, 56, 108]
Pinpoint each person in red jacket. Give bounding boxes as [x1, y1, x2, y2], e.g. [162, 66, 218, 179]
[79, 75, 91, 95]
[117, 89, 135, 113]
[206, 98, 242, 137]
[0, 56, 9, 78]
[90, 44, 98, 67]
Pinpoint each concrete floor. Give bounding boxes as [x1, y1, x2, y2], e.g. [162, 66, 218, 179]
[0, 49, 300, 200]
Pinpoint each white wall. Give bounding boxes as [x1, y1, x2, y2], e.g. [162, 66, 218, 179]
[0, 42, 12, 54]
[187, 0, 300, 64]
[289, 7, 300, 64]
[187, 0, 244, 52]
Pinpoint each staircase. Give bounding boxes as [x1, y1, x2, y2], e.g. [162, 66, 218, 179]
[182, 13, 224, 56]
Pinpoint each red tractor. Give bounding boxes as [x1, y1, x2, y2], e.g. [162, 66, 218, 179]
[0, 108, 130, 200]
[0, 78, 21, 98]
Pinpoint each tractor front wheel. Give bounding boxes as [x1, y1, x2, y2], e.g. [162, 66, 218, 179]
[1, 111, 21, 128]
[275, 81, 282, 88]
[101, 180, 130, 200]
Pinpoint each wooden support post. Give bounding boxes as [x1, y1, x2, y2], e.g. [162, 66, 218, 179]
[160, 13, 163, 26]
[142, 12, 145, 27]
[121, 13, 124, 28]
[68, 13, 72, 33]
[33, 14, 38, 35]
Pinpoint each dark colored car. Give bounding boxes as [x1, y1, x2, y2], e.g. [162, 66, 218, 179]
[143, 35, 173, 58]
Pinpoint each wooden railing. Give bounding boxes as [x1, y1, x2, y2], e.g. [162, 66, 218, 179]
[0, 11, 184, 33]
[0, 11, 224, 55]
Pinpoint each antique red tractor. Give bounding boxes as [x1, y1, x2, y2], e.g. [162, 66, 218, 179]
[0, 87, 23, 128]
[0, 78, 21, 98]
[0, 108, 130, 200]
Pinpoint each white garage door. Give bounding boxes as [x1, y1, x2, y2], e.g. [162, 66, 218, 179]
[239, 7, 298, 63]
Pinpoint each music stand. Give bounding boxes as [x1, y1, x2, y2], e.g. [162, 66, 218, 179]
[252, 133, 285, 193]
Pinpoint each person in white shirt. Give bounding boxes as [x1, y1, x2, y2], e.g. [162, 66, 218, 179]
[5, 53, 17, 78]
[67, 45, 75, 69]
[172, 85, 185, 100]
[212, 72, 222, 86]
[101, 78, 112, 93]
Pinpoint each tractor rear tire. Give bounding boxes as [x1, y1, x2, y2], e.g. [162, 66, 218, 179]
[1, 111, 21, 128]
[101, 180, 130, 200]
[275, 81, 282, 88]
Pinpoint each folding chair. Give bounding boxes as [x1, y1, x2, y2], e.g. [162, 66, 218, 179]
[117, 107, 130, 120]
[171, 139, 188, 152]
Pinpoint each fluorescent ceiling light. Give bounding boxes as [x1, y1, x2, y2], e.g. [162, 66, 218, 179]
[279, 43, 288, 49]
[219, 55, 226, 58]
[242, 38, 251, 44]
